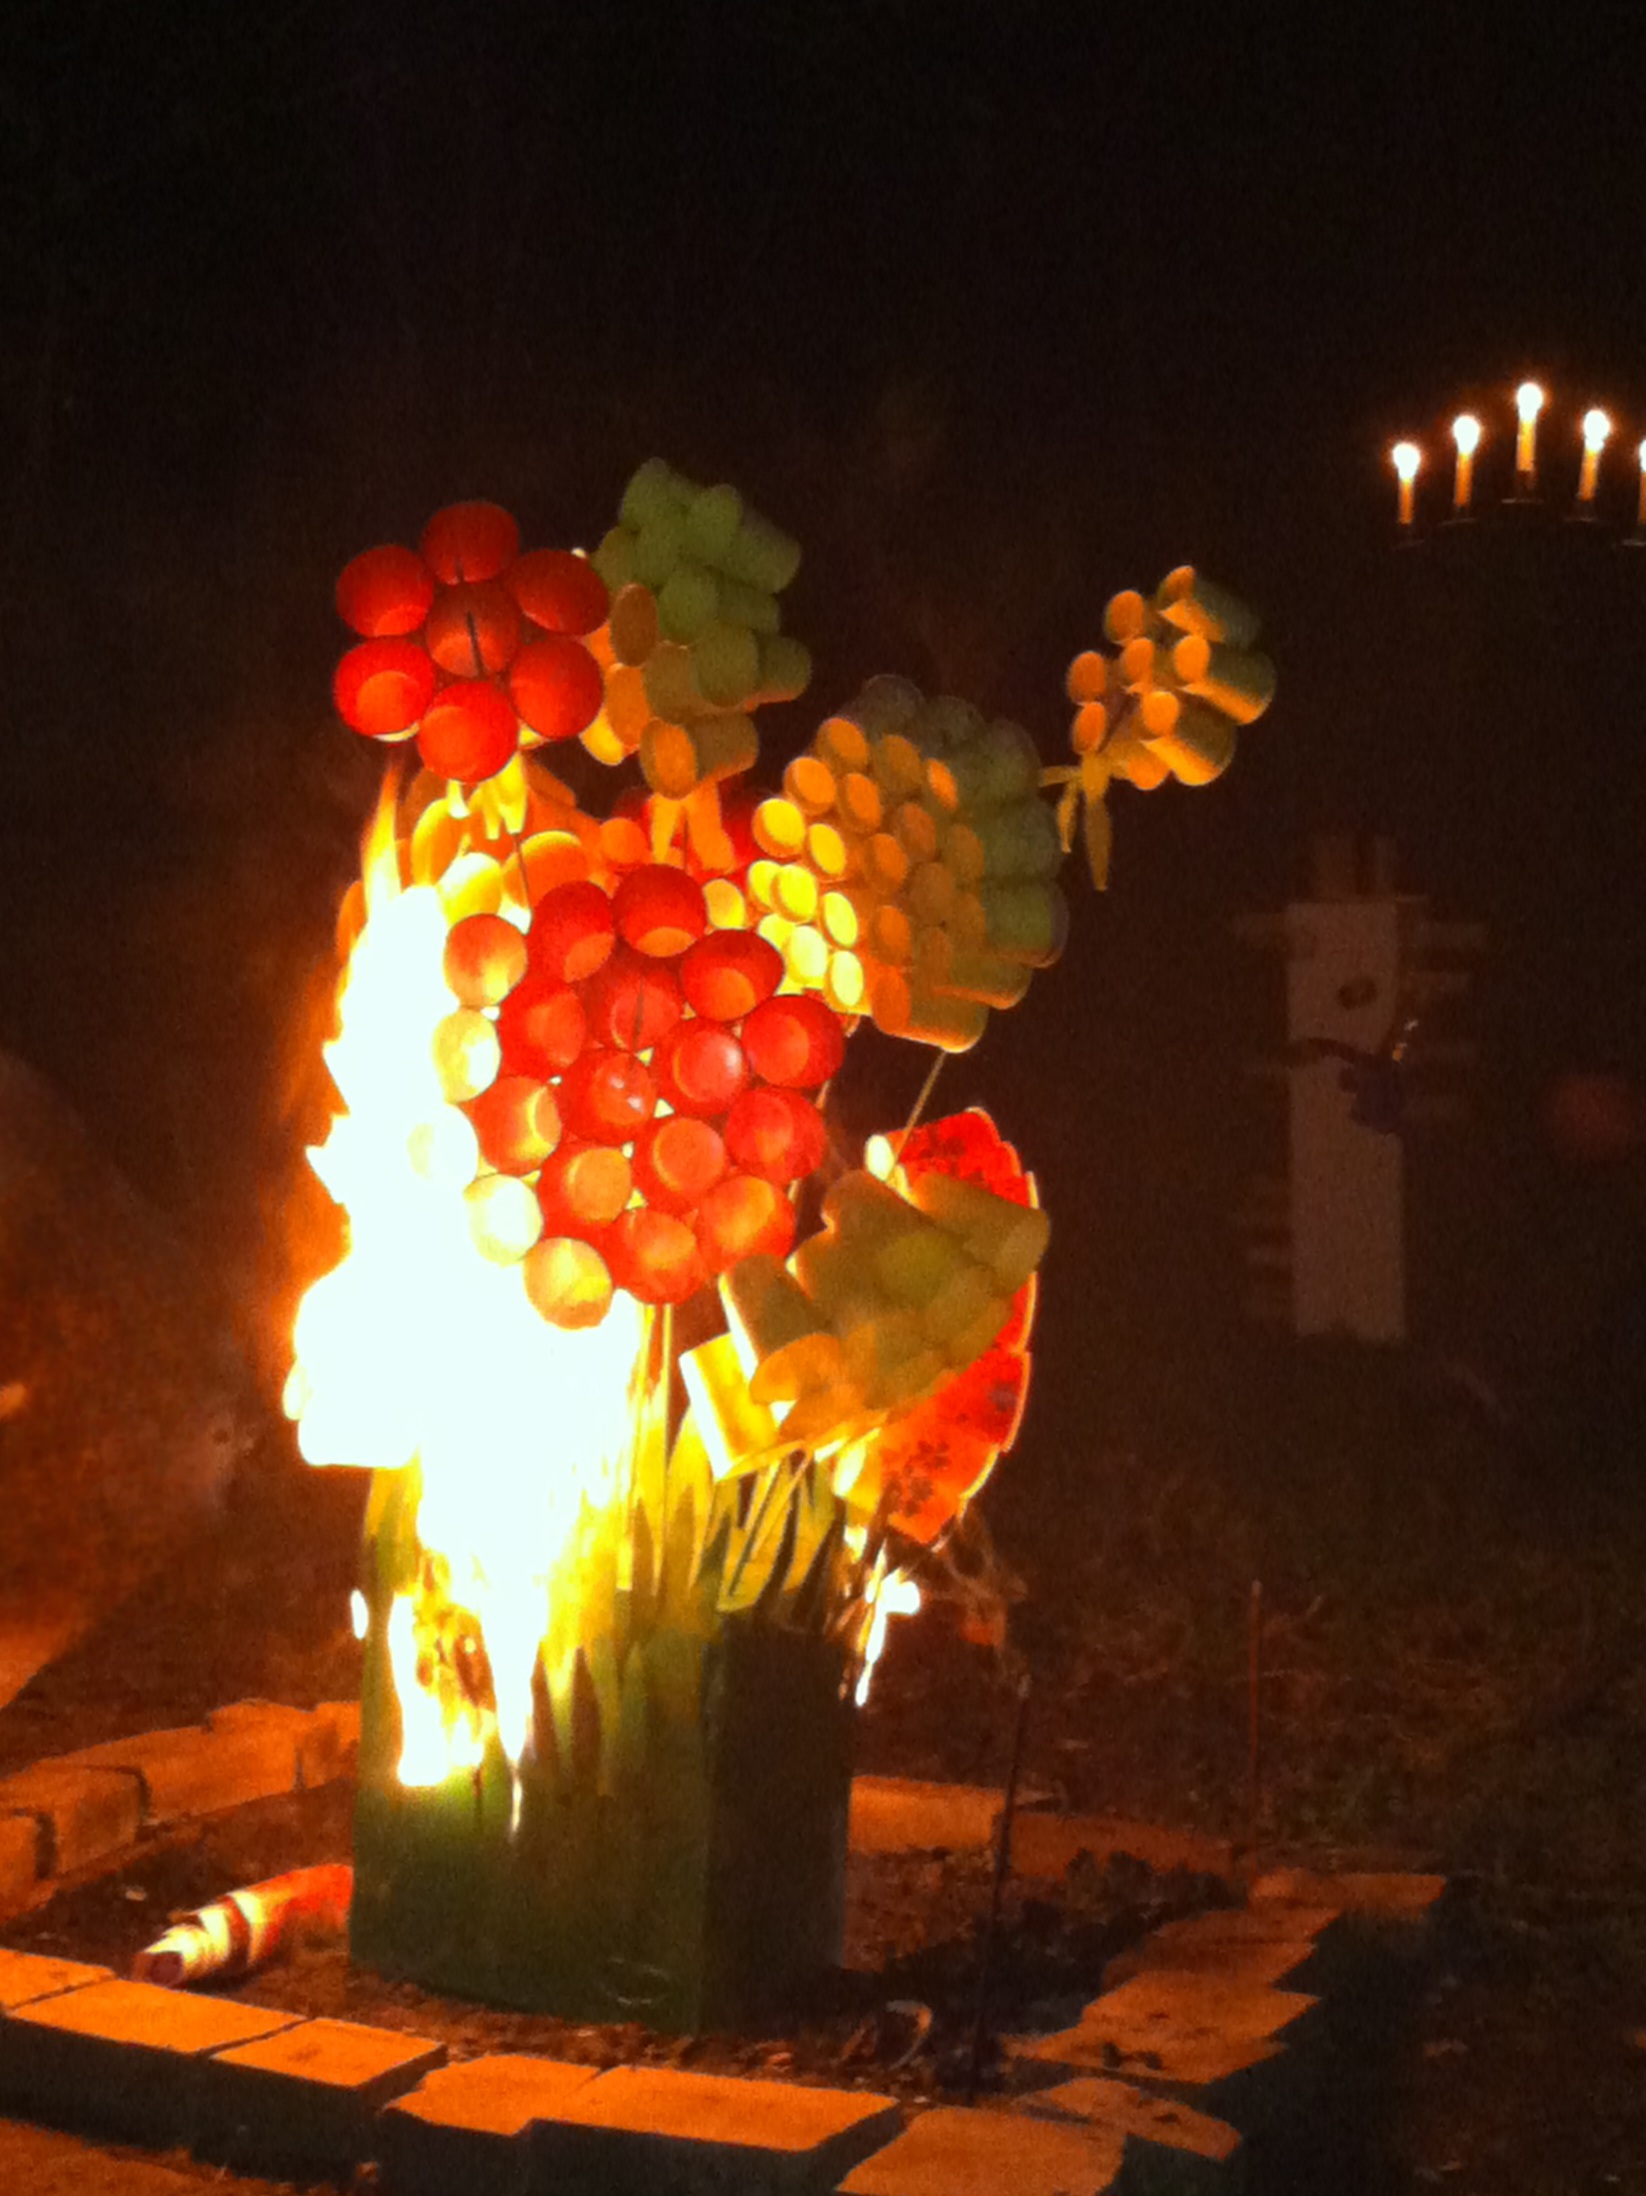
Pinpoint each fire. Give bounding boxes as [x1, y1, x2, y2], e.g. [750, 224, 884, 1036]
[286, 777, 645, 1786]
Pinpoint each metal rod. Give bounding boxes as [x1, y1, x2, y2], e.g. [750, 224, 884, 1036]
[891, 1050, 947, 1167]
[965, 1669, 1031, 2103]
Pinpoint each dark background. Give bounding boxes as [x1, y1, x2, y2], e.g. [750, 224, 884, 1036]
[4, 4, 1645, 1466]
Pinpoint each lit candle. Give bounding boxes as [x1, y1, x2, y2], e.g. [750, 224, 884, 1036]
[1514, 381, 1545, 486]
[1451, 414, 1481, 512]
[1637, 439, 1646, 532]
[1391, 441, 1421, 529]
[1577, 407, 1611, 504]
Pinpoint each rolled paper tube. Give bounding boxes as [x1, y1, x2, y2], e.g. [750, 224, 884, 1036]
[903, 1170, 1050, 1290]
[874, 1218, 971, 1306]
[631, 502, 688, 590]
[1072, 701, 1112, 755]
[774, 862, 820, 923]
[337, 543, 436, 639]
[643, 642, 705, 721]
[932, 948, 1034, 1009]
[620, 457, 695, 531]
[865, 902, 911, 966]
[917, 1256, 1000, 1344]
[591, 526, 637, 594]
[755, 633, 813, 704]
[506, 548, 609, 637]
[747, 860, 782, 909]
[584, 947, 684, 1051]
[818, 716, 872, 773]
[757, 911, 794, 954]
[864, 736, 924, 806]
[607, 1206, 705, 1305]
[742, 992, 846, 1087]
[821, 1167, 922, 1243]
[641, 711, 758, 799]
[851, 675, 924, 736]
[597, 813, 650, 869]
[558, 1047, 657, 1143]
[612, 864, 708, 956]
[496, 977, 587, 1076]
[684, 481, 744, 564]
[510, 635, 605, 742]
[720, 510, 802, 593]
[696, 1171, 796, 1269]
[947, 891, 989, 950]
[753, 796, 808, 858]
[608, 583, 661, 665]
[786, 924, 830, 989]
[1116, 636, 1162, 692]
[679, 928, 784, 1020]
[792, 1231, 882, 1324]
[920, 694, 986, 750]
[432, 1009, 501, 1102]
[634, 1115, 728, 1213]
[864, 832, 911, 894]
[692, 619, 761, 708]
[785, 754, 838, 816]
[975, 799, 1064, 881]
[468, 1075, 562, 1174]
[606, 663, 655, 742]
[1176, 640, 1276, 726]
[703, 876, 747, 928]
[725, 1085, 827, 1183]
[1107, 735, 1171, 790]
[581, 713, 630, 766]
[1102, 589, 1151, 644]
[897, 986, 990, 1052]
[1148, 698, 1238, 785]
[776, 1381, 871, 1447]
[708, 575, 779, 635]
[922, 757, 961, 815]
[424, 579, 521, 678]
[437, 852, 506, 924]
[806, 821, 852, 880]
[892, 801, 940, 863]
[1154, 565, 1262, 650]
[869, 965, 913, 1035]
[683, 781, 738, 872]
[681, 1333, 782, 1477]
[334, 639, 438, 738]
[978, 721, 1044, 805]
[1065, 649, 1110, 706]
[654, 1021, 749, 1115]
[941, 824, 986, 886]
[410, 799, 462, 886]
[465, 1173, 543, 1264]
[524, 1234, 615, 1330]
[820, 889, 864, 949]
[444, 911, 528, 1007]
[835, 769, 883, 833]
[1138, 687, 1181, 739]
[826, 949, 866, 1013]
[721, 1254, 841, 1399]
[657, 559, 720, 642]
[914, 924, 955, 987]
[976, 882, 1066, 965]
[844, 1319, 948, 1410]
[420, 501, 520, 585]
[943, 1293, 1015, 1372]
[529, 879, 616, 982]
[537, 1143, 632, 1232]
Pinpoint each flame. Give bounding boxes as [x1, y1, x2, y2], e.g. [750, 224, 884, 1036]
[855, 1561, 921, 1708]
[286, 775, 645, 1789]
[1390, 441, 1421, 483]
[1582, 407, 1612, 454]
[1516, 380, 1545, 424]
[1451, 413, 1481, 457]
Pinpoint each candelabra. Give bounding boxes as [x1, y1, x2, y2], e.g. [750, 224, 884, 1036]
[1387, 382, 1646, 547]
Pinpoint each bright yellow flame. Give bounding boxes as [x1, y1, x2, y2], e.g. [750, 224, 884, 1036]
[1583, 407, 1612, 453]
[856, 1563, 921, 1707]
[1390, 441, 1422, 483]
[350, 1590, 369, 1641]
[1452, 413, 1481, 456]
[1516, 380, 1546, 424]
[287, 779, 647, 1790]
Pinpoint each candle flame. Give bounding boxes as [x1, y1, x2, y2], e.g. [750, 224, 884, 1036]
[1391, 441, 1422, 483]
[1638, 438, 1646, 470]
[1452, 414, 1481, 456]
[1515, 381, 1546, 424]
[1582, 408, 1612, 454]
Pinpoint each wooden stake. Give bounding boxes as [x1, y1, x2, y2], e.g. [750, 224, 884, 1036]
[965, 1669, 1031, 2103]
[1246, 1578, 1263, 1876]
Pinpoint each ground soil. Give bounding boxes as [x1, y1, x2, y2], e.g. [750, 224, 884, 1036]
[4, 1340, 1646, 2190]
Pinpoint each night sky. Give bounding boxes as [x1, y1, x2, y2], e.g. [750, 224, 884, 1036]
[4, 6, 1645, 1432]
